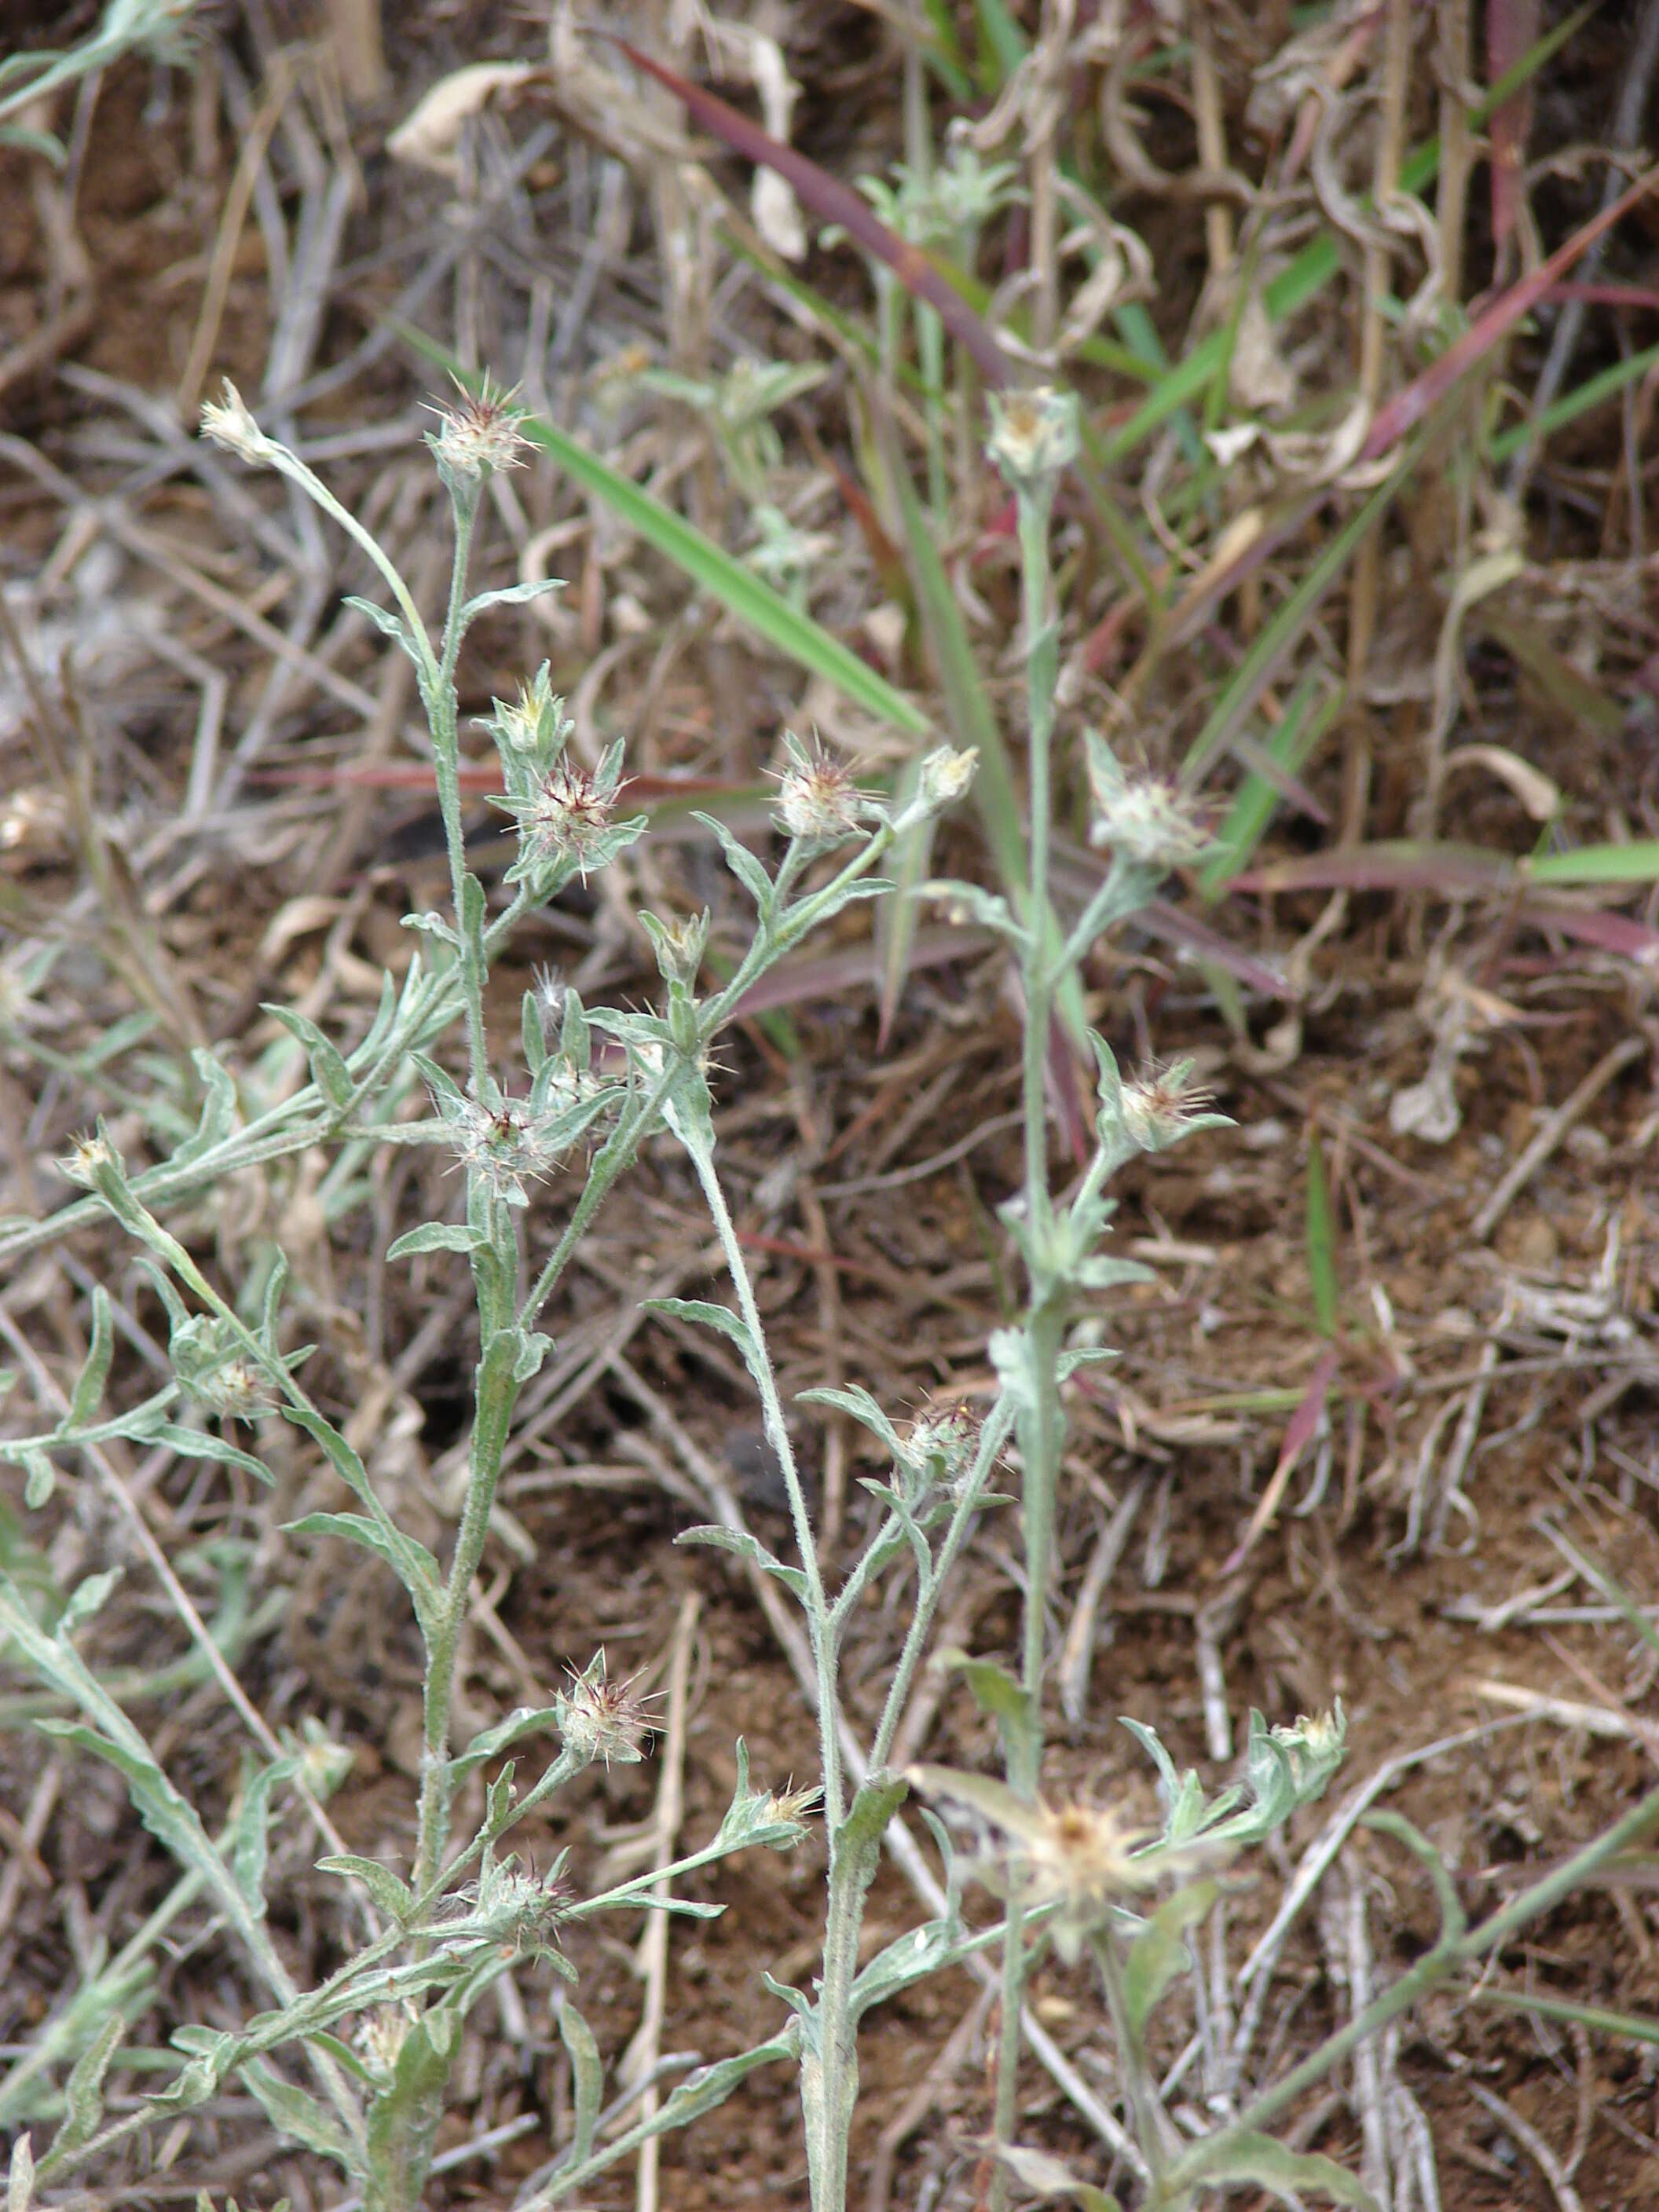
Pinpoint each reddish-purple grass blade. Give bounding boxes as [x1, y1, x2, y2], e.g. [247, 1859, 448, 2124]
[1361, 164, 1659, 460]
[608, 36, 1014, 390]
[1224, 1344, 1341, 1573]
[1229, 841, 1520, 895]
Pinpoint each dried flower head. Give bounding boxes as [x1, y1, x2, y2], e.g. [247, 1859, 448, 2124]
[1017, 1797, 1152, 1918]
[427, 375, 529, 482]
[987, 387, 1079, 493]
[911, 1766, 1170, 1965]
[760, 1778, 823, 1828]
[1085, 734, 1212, 871]
[558, 1654, 654, 1767]
[532, 964, 568, 1028]
[773, 729, 870, 844]
[1119, 1060, 1218, 1154]
[200, 380, 280, 467]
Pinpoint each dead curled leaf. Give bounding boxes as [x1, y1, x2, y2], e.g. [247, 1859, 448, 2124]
[1100, 22, 1257, 207]
[1201, 398, 1376, 490]
[386, 62, 548, 178]
[1439, 744, 1559, 822]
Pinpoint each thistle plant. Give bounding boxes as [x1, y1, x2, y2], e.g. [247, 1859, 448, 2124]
[0, 378, 873, 2210]
[0, 366, 1457, 2212]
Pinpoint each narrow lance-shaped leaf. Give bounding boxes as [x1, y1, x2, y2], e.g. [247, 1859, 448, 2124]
[559, 2001, 605, 2167]
[1305, 1127, 1339, 1339]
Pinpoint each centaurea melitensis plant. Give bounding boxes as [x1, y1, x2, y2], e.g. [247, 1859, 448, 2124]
[0, 372, 1372, 2212]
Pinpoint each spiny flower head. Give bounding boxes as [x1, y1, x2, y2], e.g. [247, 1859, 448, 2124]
[427, 374, 529, 482]
[1085, 733, 1212, 871]
[557, 1653, 654, 1768]
[446, 1090, 560, 1207]
[760, 1778, 822, 1829]
[516, 758, 617, 881]
[56, 1128, 120, 1188]
[905, 1400, 982, 1485]
[1119, 1059, 1219, 1153]
[773, 728, 872, 845]
[445, 1859, 574, 1955]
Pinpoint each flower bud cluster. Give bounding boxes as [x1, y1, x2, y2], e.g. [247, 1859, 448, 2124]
[1258, 1704, 1346, 1800]
[482, 664, 572, 780]
[162, 1310, 278, 1419]
[483, 672, 643, 896]
[641, 907, 711, 991]
[886, 745, 980, 837]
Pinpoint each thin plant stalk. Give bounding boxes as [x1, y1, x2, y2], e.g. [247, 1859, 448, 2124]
[990, 401, 1076, 2205]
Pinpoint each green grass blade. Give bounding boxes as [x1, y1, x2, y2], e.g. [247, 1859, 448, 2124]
[875, 795, 939, 1048]
[888, 445, 1024, 895]
[1487, 337, 1659, 462]
[1527, 841, 1659, 885]
[972, 0, 1027, 90]
[882, 445, 1017, 1033]
[399, 327, 930, 739]
[1305, 1128, 1339, 1339]
[1181, 466, 1407, 785]
[1200, 679, 1346, 898]
[917, 0, 973, 99]
[1540, 1525, 1659, 1664]
[1478, 613, 1624, 739]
